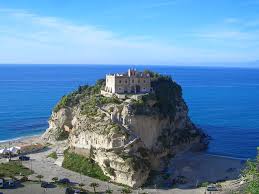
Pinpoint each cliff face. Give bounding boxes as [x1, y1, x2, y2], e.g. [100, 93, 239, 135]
[42, 73, 207, 188]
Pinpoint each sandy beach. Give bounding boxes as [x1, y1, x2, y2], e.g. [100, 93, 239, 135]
[0, 135, 43, 147]
[0, 135, 247, 193]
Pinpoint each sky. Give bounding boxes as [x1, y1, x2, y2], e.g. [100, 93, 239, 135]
[0, 0, 259, 66]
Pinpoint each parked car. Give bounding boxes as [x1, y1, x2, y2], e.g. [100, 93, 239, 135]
[0, 179, 4, 188]
[19, 155, 30, 161]
[65, 187, 74, 194]
[74, 190, 81, 194]
[8, 179, 15, 187]
[59, 178, 70, 184]
[65, 188, 85, 194]
[41, 181, 50, 188]
[207, 185, 218, 191]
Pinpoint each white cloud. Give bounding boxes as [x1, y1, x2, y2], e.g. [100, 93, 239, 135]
[0, 8, 258, 64]
[224, 18, 241, 24]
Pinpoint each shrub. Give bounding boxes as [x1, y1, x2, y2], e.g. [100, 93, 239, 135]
[56, 130, 69, 141]
[62, 150, 109, 181]
[53, 79, 106, 113]
[197, 181, 210, 187]
[130, 71, 182, 118]
[47, 151, 58, 159]
[0, 161, 33, 177]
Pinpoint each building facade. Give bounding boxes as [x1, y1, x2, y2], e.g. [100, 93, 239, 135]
[104, 69, 151, 94]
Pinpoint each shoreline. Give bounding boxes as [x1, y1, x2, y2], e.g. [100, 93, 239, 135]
[0, 133, 43, 144]
[0, 134, 251, 161]
[0, 134, 43, 148]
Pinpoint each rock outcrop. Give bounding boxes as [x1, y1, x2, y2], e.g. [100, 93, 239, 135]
[42, 72, 207, 188]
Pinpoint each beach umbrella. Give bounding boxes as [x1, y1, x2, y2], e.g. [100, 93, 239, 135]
[0, 148, 9, 154]
[7, 146, 21, 154]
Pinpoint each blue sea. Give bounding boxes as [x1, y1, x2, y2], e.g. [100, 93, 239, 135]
[0, 65, 259, 159]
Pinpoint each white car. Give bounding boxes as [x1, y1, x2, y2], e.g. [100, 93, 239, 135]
[207, 185, 218, 191]
[0, 179, 4, 188]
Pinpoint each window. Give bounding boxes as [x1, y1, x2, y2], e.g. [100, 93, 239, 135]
[125, 80, 127, 84]
[143, 79, 146, 83]
[119, 80, 122, 83]
[138, 80, 140, 83]
[132, 80, 134, 83]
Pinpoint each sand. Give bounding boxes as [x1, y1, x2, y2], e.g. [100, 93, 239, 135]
[0, 135, 43, 148]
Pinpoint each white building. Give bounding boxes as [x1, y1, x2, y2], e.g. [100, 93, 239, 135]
[104, 69, 151, 94]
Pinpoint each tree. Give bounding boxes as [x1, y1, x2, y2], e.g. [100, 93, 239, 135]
[90, 182, 99, 194]
[106, 189, 113, 194]
[121, 187, 132, 194]
[52, 177, 58, 183]
[79, 183, 85, 190]
[36, 174, 44, 182]
[21, 176, 28, 182]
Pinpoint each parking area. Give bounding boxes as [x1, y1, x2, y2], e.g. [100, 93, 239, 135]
[0, 182, 66, 194]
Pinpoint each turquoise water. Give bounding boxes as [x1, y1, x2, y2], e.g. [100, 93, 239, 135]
[0, 65, 259, 158]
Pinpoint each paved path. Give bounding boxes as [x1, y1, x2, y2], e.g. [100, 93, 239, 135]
[22, 148, 122, 193]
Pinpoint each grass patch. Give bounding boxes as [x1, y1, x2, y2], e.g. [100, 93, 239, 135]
[47, 151, 58, 159]
[62, 150, 109, 181]
[0, 161, 33, 177]
[197, 181, 210, 188]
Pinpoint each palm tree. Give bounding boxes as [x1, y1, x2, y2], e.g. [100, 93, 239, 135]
[121, 187, 132, 194]
[21, 176, 28, 182]
[79, 183, 85, 190]
[36, 174, 44, 182]
[52, 177, 58, 183]
[90, 182, 99, 194]
[106, 189, 113, 194]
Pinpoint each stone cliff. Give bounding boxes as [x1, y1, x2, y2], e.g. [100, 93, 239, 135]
[42, 71, 207, 188]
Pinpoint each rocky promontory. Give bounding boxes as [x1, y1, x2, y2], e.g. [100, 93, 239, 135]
[42, 71, 207, 188]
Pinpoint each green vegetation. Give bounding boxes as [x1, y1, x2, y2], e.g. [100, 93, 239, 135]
[52, 177, 59, 183]
[150, 72, 182, 118]
[80, 95, 121, 116]
[79, 183, 85, 190]
[121, 187, 132, 194]
[90, 182, 99, 194]
[36, 174, 44, 182]
[197, 181, 210, 188]
[53, 79, 106, 113]
[56, 129, 69, 141]
[106, 189, 113, 194]
[0, 161, 33, 177]
[242, 148, 259, 193]
[62, 149, 109, 181]
[131, 71, 182, 118]
[47, 151, 58, 159]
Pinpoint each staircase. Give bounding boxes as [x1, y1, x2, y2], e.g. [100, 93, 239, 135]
[54, 149, 65, 166]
